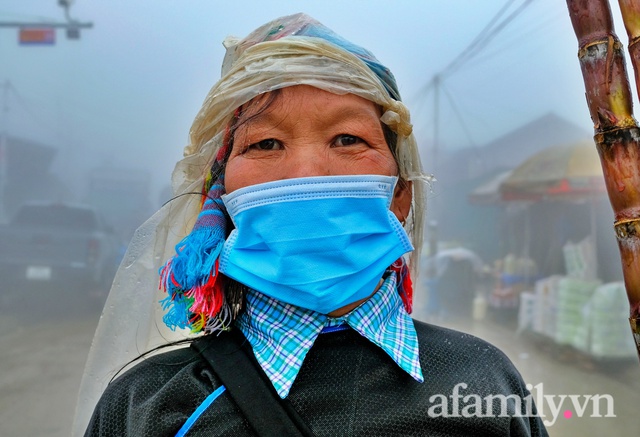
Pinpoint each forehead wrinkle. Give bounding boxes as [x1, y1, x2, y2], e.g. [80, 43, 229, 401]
[295, 103, 384, 137]
[236, 99, 291, 139]
[317, 105, 381, 130]
[238, 88, 384, 139]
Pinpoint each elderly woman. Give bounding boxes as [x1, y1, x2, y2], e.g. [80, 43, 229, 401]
[79, 13, 547, 437]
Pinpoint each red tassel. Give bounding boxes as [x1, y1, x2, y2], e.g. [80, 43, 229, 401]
[400, 270, 413, 314]
[188, 259, 224, 317]
[391, 258, 413, 314]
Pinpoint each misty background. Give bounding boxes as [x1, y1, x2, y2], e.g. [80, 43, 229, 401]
[0, 0, 602, 211]
[1, 0, 627, 279]
[2, 1, 640, 436]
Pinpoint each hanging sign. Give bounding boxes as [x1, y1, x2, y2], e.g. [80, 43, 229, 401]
[19, 28, 56, 45]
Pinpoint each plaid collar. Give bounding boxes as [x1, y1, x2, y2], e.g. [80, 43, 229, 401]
[235, 272, 424, 398]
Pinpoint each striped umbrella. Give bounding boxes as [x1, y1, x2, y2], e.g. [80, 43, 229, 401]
[499, 141, 606, 201]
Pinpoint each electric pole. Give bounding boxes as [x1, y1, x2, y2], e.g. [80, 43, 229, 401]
[0, 81, 9, 223]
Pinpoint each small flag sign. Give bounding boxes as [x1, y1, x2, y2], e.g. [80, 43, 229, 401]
[19, 28, 55, 45]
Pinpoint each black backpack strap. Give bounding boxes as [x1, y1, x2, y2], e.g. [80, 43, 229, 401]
[192, 330, 315, 437]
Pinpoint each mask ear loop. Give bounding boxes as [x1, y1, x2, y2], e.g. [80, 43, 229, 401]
[399, 213, 407, 226]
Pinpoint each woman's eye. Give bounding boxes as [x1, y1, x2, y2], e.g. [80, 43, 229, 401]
[333, 134, 364, 147]
[247, 139, 282, 151]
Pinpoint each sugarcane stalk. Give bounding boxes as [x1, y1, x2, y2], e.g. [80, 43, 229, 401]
[566, 0, 640, 359]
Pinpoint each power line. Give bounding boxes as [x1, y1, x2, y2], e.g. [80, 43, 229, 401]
[461, 9, 562, 72]
[443, 0, 535, 78]
[419, 0, 538, 153]
[441, 0, 519, 77]
[441, 82, 477, 148]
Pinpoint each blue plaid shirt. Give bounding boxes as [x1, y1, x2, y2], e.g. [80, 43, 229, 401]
[235, 272, 424, 398]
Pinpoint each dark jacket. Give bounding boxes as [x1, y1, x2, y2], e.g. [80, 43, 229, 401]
[85, 320, 548, 436]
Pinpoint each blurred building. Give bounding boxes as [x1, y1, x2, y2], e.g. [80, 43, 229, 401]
[0, 135, 70, 222]
[428, 113, 591, 264]
[84, 165, 154, 242]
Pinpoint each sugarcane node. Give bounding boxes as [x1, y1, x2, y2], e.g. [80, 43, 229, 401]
[595, 125, 640, 145]
[577, 37, 622, 59]
[614, 219, 640, 239]
[594, 131, 637, 162]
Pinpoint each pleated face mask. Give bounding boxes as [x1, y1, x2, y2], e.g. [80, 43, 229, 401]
[219, 174, 414, 314]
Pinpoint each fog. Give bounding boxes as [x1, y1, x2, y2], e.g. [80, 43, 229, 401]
[1, 1, 640, 436]
[1, 0, 602, 207]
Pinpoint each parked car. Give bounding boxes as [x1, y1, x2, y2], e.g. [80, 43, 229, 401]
[0, 202, 121, 297]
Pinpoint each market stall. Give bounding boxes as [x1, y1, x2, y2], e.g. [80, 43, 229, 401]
[498, 141, 636, 359]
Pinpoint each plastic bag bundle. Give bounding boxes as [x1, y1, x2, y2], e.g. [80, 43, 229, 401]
[554, 277, 599, 348]
[562, 236, 597, 281]
[587, 282, 637, 358]
[518, 291, 537, 332]
[532, 275, 563, 338]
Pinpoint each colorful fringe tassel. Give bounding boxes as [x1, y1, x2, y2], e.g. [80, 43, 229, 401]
[159, 178, 228, 333]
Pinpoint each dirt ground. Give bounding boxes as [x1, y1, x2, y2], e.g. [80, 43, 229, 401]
[0, 289, 100, 437]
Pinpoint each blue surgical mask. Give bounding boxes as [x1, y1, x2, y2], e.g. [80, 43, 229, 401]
[219, 175, 413, 314]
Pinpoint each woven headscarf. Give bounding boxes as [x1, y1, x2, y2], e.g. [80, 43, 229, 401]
[157, 13, 421, 334]
[159, 155, 228, 333]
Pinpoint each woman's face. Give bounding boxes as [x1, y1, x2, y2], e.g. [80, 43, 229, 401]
[224, 85, 411, 220]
